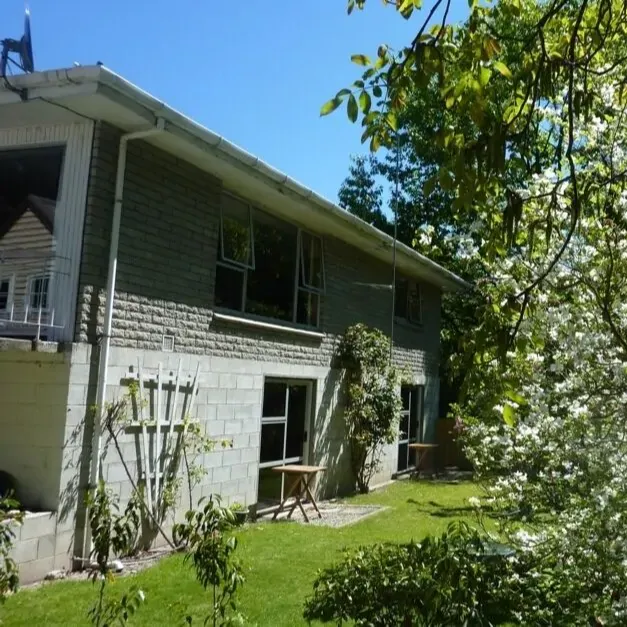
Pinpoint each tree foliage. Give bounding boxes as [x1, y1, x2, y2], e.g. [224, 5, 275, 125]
[324, 1, 627, 623]
[0, 496, 22, 605]
[337, 324, 401, 493]
[173, 496, 245, 627]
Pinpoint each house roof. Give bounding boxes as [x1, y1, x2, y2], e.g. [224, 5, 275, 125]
[0, 195, 54, 239]
[0, 66, 469, 292]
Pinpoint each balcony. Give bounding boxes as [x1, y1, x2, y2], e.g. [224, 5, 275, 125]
[0, 251, 66, 342]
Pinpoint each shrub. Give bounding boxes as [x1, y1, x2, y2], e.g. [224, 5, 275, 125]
[337, 323, 401, 493]
[304, 521, 517, 626]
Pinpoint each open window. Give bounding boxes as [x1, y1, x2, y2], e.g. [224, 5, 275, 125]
[395, 278, 422, 325]
[296, 231, 324, 327]
[215, 194, 255, 312]
[214, 194, 326, 328]
[220, 194, 254, 268]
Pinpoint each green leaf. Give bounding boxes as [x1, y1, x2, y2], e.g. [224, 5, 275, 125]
[359, 91, 372, 114]
[505, 389, 526, 405]
[347, 94, 359, 122]
[479, 66, 492, 87]
[373, 85, 383, 98]
[351, 54, 372, 66]
[320, 97, 343, 117]
[386, 111, 398, 131]
[503, 403, 516, 427]
[493, 60, 513, 79]
[423, 174, 438, 196]
[503, 104, 519, 125]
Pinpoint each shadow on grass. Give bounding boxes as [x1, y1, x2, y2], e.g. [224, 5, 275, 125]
[406, 498, 494, 519]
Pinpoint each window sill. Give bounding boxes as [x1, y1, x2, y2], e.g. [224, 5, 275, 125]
[212, 311, 325, 340]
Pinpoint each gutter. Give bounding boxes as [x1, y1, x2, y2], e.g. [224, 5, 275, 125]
[84, 117, 165, 559]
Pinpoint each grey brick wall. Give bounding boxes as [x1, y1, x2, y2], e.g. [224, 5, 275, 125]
[76, 122, 441, 376]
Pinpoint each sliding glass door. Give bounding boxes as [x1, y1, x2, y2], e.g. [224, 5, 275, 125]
[257, 379, 311, 507]
[397, 385, 424, 472]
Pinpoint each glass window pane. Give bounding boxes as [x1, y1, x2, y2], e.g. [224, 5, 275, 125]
[296, 289, 319, 327]
[399, 412, 409, 441]
[395, 279, 408, 319]
[408, 446, 416, 468]
[245, 209, 297, 322]
[262, 381, 287, 418]
[401, 386, 410, 411]
[29, 276, 49, 310]
[300, 232, 323, 290]
[215, 264, 244, 311]
[408, 283, 422, 323]
[409, 386, 421, 442]
[221, 195, 252, 266]
[0, 280, 9, 310]
[397, 442, 408, 472]
[260, 422, 285, 464]
[286, 385, 307, 459]
[258, 467, 283, 504]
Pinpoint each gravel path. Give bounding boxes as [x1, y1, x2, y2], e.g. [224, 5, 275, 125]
[259, 501, 387, 528]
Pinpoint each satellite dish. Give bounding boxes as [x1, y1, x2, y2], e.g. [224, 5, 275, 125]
[1, 8, 35, 77]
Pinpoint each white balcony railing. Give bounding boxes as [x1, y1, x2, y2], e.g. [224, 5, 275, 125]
[0, 250, 66, 341]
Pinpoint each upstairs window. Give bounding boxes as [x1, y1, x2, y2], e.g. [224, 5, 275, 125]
[27, 275, 50, 311]
[395, 278, 422, 325]
[246, 211, 297, 322]
[0, 276, 13, 312]
[296, 231, 325, 327]
[214, 193, 325, 327]
[220, 194, 254, 268]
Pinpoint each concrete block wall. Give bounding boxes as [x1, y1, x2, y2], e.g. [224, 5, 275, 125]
[9, 511, 73, 584]
[76, 122, 440, 379]
[0, 348, 71, 511]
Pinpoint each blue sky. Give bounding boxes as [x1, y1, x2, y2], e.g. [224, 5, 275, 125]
[6, 1, 466, 202]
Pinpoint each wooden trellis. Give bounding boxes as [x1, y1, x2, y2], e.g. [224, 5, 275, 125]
[124, 360, 201, 517]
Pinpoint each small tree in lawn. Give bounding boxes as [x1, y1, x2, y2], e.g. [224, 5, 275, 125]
[0, 495, 22, 605]
[337, 323, 401, 493]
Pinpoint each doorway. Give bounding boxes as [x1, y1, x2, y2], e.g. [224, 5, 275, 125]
[257, 378, 313, 510]
[397, 385, 424, 472]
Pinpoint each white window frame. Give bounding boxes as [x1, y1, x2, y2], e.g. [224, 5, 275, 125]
[398, 385, 424, 472]
[0, 122, 94, 342]
[259, 377, 313, 480]
[395, 278, 423, 326]
[292, 229, 325, 328]
[0, 274, 15, 314]
[215, 198, 326, 329]
[25, 273, 52, 314]
[219, 192, 255, 270]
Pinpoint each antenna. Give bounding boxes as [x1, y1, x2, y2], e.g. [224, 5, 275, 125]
[1, 8, 35, 78]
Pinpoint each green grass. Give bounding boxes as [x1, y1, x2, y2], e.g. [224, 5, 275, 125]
[1, 480, 479, 627]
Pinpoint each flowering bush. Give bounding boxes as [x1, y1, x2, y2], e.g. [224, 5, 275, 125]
[450, 10, 627, 622]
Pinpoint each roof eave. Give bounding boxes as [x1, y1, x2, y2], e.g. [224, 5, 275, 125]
[0, 66, 471, 292]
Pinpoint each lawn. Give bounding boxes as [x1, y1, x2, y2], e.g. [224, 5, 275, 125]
[1, 480, 479, 626]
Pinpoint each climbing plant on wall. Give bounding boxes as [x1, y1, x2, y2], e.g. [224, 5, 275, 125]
[337, 323, 401, 493]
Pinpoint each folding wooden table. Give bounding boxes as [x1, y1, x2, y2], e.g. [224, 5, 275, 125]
[408, 443, 439, 474]
[271, 464, 327, 523]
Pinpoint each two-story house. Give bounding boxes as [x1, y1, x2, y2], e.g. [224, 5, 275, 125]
[0, 66, 467, 582]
